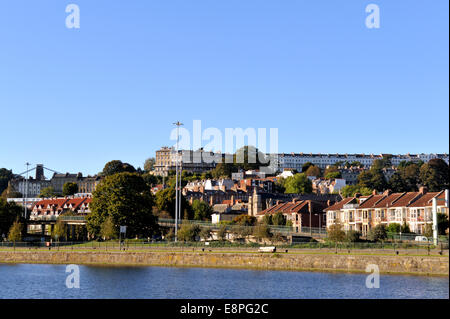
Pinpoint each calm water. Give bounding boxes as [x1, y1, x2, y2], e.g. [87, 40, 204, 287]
[0, 264, 448, 299]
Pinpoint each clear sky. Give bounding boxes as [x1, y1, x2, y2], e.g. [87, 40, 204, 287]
[1, 0, 448, 176]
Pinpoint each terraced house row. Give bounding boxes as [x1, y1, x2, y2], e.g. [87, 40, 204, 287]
[324, 188, 449, 235]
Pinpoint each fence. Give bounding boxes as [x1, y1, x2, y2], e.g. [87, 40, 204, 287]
[1, 238, 448, 251]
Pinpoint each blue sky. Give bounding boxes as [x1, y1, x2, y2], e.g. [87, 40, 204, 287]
[1, 0, 448, 176]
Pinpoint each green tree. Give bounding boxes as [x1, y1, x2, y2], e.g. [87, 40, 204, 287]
[340, 185, 373, 197]
[217, 224, 228, 241]
[178, 223, 201, 242]
[423, 224, 433, 238]
[100, 216, 117, 240]
[52, 219, 66, 241]
[325, 171, 342, 179]
[386, 223, 401, 233]
[233, 146, 267, 171]
[191, 200, 212, 221]
[272, 212, 286, 226]
[39, 186, 58, 198]
[0, 198, 22, 237]
[327, 220, 346, 242]
[284, 173, 313, 194]
[301, 162, 314, 173]
[437, 213, 449, 235]
[233, 214, 257, 226]
[86, 172, 157, 239]
[143, 158, 155, 172]
[305, 165, 321, 177]
[155, 187, 191, 219]
[62, 182, 78, 196]
[211, 162, 235, 179]
[345, 230, 361, 242]
[101, 160, 136, 176]
[367, 224, 387, 242]
[8, 219, 23, 246]
[262, 214, 272, 225]
[419, 159, 449, 191]
[0, 168, 13, 195]
[253, 224, 272, 242]
[199, 227, 212, 241]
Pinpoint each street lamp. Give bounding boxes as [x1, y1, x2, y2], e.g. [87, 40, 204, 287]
[173, 121, 183, 242]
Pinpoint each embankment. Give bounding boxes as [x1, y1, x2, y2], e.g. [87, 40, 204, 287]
[0, 251, 448, 276]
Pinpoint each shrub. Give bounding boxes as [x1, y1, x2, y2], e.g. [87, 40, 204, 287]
[367, 224, 387, 242]
[345, 230, 361, 242]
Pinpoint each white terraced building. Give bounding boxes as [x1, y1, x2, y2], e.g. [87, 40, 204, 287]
[273, 153, 449, 171]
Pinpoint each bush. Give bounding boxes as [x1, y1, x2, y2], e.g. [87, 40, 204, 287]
[345, 230, 361, 242]
[367, 224, 387, 242]
[327, 220, 346, 242]
[178, 223, 201, 242]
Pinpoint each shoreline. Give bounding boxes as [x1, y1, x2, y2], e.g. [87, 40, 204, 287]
[0, 251, 448, 277]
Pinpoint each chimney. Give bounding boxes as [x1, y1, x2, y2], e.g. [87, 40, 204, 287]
[419, 186, 428, 194]
[292, 198, 297, 203]
[354, 193, 361, 198]
[209, 196, 213, 206]
[383, 189, 392, 196]
[372, 189, 377, 196]
[231, 195, 235, 205]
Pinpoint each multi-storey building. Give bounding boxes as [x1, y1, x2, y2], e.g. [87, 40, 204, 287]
[154, 147, 222, 176]
[274, 153, 449, 171]
[325, 188, 449, 236]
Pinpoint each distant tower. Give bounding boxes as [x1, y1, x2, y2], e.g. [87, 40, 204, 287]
[36, 164, 44, 180]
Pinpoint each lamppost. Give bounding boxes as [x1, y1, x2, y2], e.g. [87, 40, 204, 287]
[24, 162, 30, 219]
[173, 121, 183, 242]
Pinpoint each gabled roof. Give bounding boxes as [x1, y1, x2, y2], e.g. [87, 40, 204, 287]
[407, 191, 444, 207]
[324, 197, 356, 211]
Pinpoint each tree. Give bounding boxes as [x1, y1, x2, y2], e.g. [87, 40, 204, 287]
[327, 220, 346, 242]
[8, 219, 23, 247]
[1, 185, 22, 199]
[155, 187, 191, 219]
[0, 198, 22, 237]
[200, 227, 212, 241]
[233, 146, 267, 171]
[340, 185, 372, 197]
[305, 165, 321, 177]
[143, 158, 155, 172]
[100, 216, 117, 240]
[211, 162, 235, 179]
[386, 223, 401, 233]
[345, 230, 361, 242]
[101, 160, 136, 176]
[86, 172, 158, 239]
[324, 170, 342, 179]
[39, 186, 57, 198]
[177, 223, 201, 242]
[423, 224, 433, 238]
[233, 214, 256, 226]
[367, 224, 387, 242]
[62, 182, 78, 196]
[52, 219, 66, 241]
[419, 159, 449, 191]
[272, 212, 286, 226]
[301, 162, 314, 173]
[437, 213, 449, 235]
[217, 224, 228, 241]
[357, 169, 388, 192]
[253, 224, 272, 242]
[284, 173, 313, 194]
[0, 168, 13, 195]
[262, 214, 272, 225]
[191, 200, 212, 221]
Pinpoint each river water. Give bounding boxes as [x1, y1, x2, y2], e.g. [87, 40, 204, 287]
[0, 264, 447, 299]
